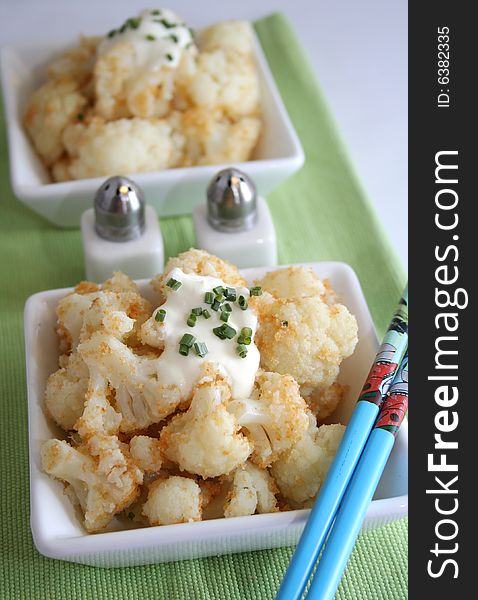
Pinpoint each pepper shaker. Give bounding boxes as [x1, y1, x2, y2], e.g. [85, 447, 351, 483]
[192, 168, 277, 268]
[80, 176, 164, 282]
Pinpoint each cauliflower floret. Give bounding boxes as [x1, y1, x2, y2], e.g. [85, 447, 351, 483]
[129, 436, 162, 474]
[175, 107, 260, 167]
[142, 476, 202, 525]
[224, 461, 278, 518]
[24, 79, 87, 166]
[75, 371, 122, 439]
[201, 20, 255, 55]
[255, 267, 326, 300]
[42, 438, 142, 532]
[271, 420, 345, 508]
[47, 36, 99, 95]
[53, 116, 183, 182]
[44, 352, 89, 431]
[255, 295, 358, 397]
[151, 248, 246, 298]
[228, 371, 310, 467]
[160, 375, 251, 478]
[79, 332, 182, 432]
[307, 382, 347, 422]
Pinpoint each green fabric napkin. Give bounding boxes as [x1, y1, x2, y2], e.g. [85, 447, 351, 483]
[0, 12, 407, 599]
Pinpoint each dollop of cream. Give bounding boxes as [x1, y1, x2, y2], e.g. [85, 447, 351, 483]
[98, 8, 193, 69]
[151, 268, 259, 400]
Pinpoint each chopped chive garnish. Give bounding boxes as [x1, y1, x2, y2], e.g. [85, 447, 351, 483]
[179, 344, 189, 356]
[249, 286, 263, 296]
[236, 345, 248, 358]
[166, 278, 182, 290]
[159, 19, 177, 28]
[187, 314, 197, 327]
[166, 53, 174, 61]
[194, 342, 208, 357]
[221, 324, 237, 339]
[211, 300, 221, 311]
[191, 307, 203, 315]
[151, 9, 161, 15]
[238, 335, 251, 345]
[180, 333, 196, 347]
[241, 327, 252, 337]
[238, 295, 248, 310]
[188, 27, 195, 39]
[220, 311, 230, 323]
[202, 309, 211, 319]
[225, 287, 237, 301]
[213, 286, 224, 295]
[222, 303, 232, 313]
[107, 29, 117, 38]
[213, 326, 227, 340]
[127, 511, 135, 520]
[155, 309, 166, 323]
[145, 34, 156, 41]
[205, 291, 214, 304]
[77, 113, 84, 121]
[119, 24, 127, 33]
[169, 33, 179, 43]
[281, 320, 289, 327]
[128, 18, 141, 29]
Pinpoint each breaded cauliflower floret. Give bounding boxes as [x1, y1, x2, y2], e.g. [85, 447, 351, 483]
[142, 476, 202, 526]
[151, 248, 246, 298]
[79, 332, 182, 432]
[255, 295, 358, 397]
[160, 375, 251, 478]
[24, 79, 87, 166]
[271, 420, 345, 508]
[255, 266, 326, 300]
[47, 36, 99, 95]
[179, 107, 261, 166]
[307, 382, 347, 422]
[201, 20, 255, 55]
[42, 438, 142, 532]
[44, 352, 89, 431]
[75, 372, 122, 439]
[53, 116, 183, 182]
[224, 461, 278, 518]
[228, 371, 310, 467]
[129, 435, 162, 474]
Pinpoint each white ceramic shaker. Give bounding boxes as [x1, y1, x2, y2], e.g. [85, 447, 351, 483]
[193, 168, 277, 268]
[81, 176, 164, 282]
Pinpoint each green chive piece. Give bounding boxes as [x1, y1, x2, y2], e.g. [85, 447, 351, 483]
[151, 9, 161, 15]
[187, 314, 197, 327]
[220, 311, 230, 323]
[249, 286, 263, 296]
[213, 286, 224, 295]
[221, 324, 237, 339]
[224, 287, 236, 301]
[179, 344, 189, 356]
[166, 278, 182, 290]
[193, 342, 208, 357]
[145, 34, 156, 41]
[155, 309, 166, 323]
[236, 344, 248, 358]
[241, 327, 252, 337]
[180, 333, 196, 347]
[191, 307, 203, 315]
[119, 24, 127, 33]
[211, 300, 221, 312]
[128, 18, 141, 29]
[159, 18, 176, 28]
[166, 53, 174, 61]
[202, 309, 211, 319]
[237, 335, 251, 346]
[222, 303, 232, 313]
[169, 33, 179, 43]
[127, 511, 135, 520]
[281, 320, 289, 327]
[107, 29, 117, 38]
[238, 295, 248, 310]
[77, 113, 85, 121]
[213, 326, 227, 340]
[214, 293, 225, 304]
[205, 291, 214, 304]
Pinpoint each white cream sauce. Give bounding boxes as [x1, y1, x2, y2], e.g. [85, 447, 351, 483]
[98, 8, 193, 69]
[152, 268, 259, 400]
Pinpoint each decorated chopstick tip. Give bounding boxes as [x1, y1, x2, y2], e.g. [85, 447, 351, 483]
[375, 353, 408, 435]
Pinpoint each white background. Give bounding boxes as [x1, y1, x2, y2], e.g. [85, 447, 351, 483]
[0, 0, 408, 267]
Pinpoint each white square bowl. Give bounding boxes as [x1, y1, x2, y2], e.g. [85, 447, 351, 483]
[24, 262, 407, 567]
[0, 30, 304, 228]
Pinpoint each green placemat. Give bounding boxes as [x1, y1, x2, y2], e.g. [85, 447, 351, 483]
[0, 12, 407, 600]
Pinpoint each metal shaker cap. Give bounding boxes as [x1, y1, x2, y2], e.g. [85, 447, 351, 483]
[94, 176, 145, 242]
[206, 168, 257, 232]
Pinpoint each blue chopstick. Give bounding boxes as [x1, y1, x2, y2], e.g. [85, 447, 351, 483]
[276, 287, 408, 600]
[307, 353, 408, 599]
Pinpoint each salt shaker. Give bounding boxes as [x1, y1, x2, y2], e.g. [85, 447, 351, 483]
[192, 168, 277, 268]
[80, 176, 164, 282]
